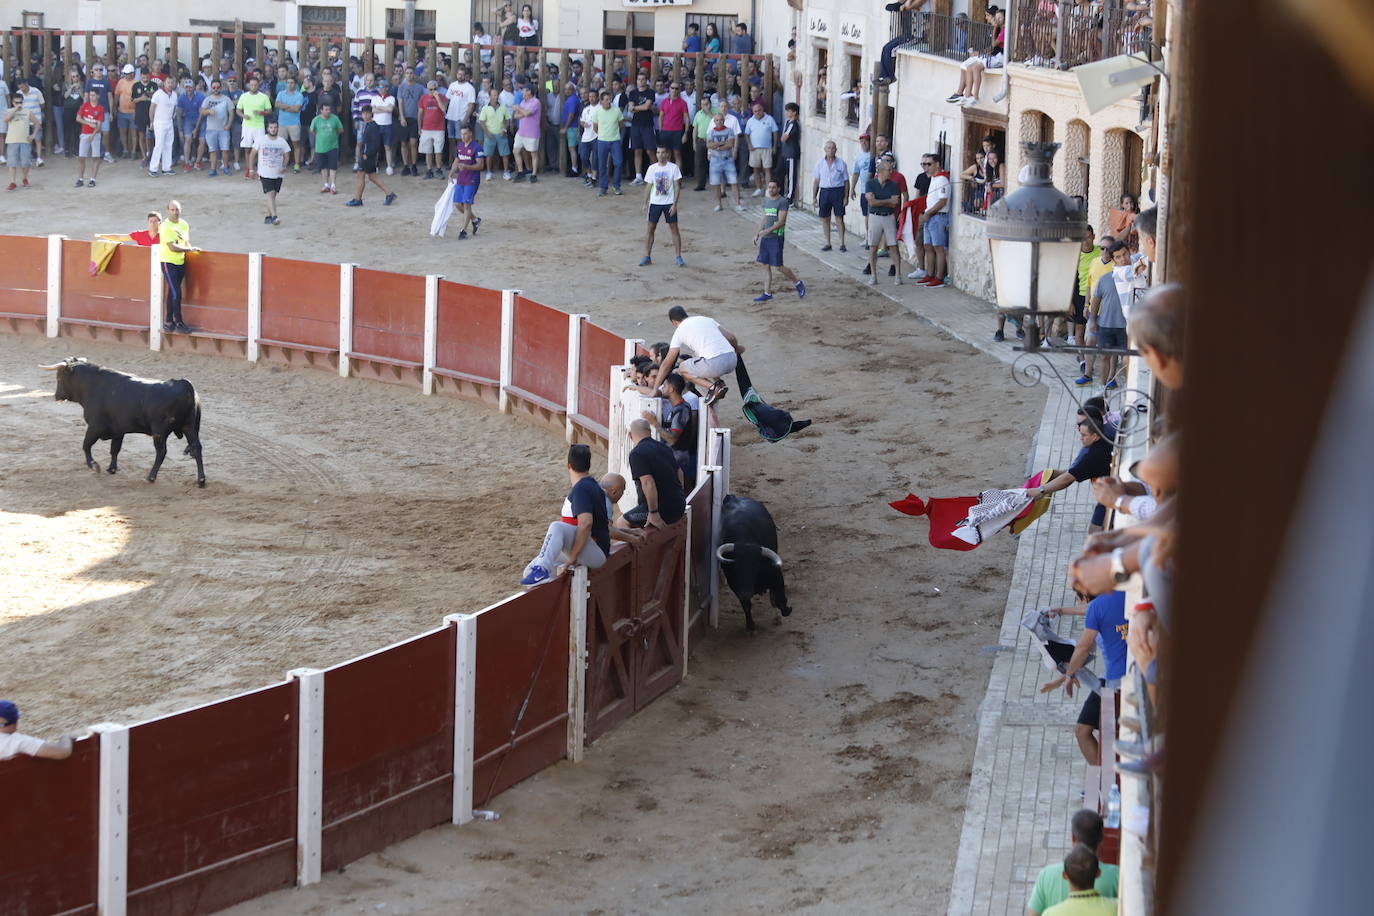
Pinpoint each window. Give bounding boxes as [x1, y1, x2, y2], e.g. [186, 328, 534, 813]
[814, 44, 828, 117]
[844, 50, 862, 126]
[604, 11, 655, 52]
[961, 118, 1007, 218]
[472, 1, 546, 45]
[686, 13, 738, 53]
[385, 8, 437, 42]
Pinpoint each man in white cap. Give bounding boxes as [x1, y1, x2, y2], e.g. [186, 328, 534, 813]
[0, 700, 73, 761]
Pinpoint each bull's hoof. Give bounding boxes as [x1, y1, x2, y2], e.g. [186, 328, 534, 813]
[145, 474, 157, 484]
[106, 465, 118, 475]
[87, 461, 101, 473]
[780, 606, 793, 617]
[196, 479, 206, 489]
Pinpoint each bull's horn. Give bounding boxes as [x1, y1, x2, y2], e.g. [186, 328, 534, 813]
[760, 547, 783, 568]
[715, 543, 736, 564]
[37, 361, 65, 370]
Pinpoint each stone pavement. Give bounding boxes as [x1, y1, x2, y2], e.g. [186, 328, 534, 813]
[730, 201, 1108, 915]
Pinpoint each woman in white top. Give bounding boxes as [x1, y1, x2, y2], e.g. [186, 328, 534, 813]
[516, 5, 540, 47]
[578, 87, 598, 186]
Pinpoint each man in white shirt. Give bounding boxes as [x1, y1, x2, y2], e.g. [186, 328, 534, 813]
[253, 119, 292, 225]
[641, 145, 684, 267]
[812, 140, 850, 252]
[445, 65, 476, 159]
[652, 306, 743, 405]
[148, 77, 178, 176]
[0, 700, 73, 761]
[370, 83, 397, 175]
[916, 153, 952, 289]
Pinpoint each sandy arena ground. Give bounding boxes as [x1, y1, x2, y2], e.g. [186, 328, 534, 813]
[0, 158, 1042, 913]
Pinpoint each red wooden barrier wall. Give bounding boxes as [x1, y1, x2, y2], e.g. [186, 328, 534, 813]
[350, 268, 424, 366]
[0, 234, 47, 318]
[125, 683, 297, 915]
[584, 547, 637, 741]
[434, 280, 502, 384]
[579, 321, 622, 432]
[472, 578, 571, 805]
[179, 251, 249, 338]
[511, 295, 568, 409]
[61, 240, 150, 330]
[0, 737, 98, 916]
[259, 256, 340, 352]
[321, 627, 455, 872]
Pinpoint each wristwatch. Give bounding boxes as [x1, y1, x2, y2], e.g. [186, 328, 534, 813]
[1109, 547, 1130, 584]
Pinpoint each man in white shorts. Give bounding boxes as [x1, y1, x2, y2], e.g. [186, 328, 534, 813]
[651, 305, 743, 405]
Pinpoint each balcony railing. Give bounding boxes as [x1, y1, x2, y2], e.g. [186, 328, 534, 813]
[1012, 0, 1154, 70]
[901, 13, 997, 64]
[958, 178, 1004, 220]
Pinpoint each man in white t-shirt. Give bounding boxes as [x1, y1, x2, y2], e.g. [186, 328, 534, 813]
[445, 65, 476, 158]
[0, 700, 73, 761]
[254, 119, 292, 225]
[148, 77, 178, 176]
[916, 153, 953, 288]
[641, 146, 684, 267]
[370, 83, 397, 175]
[652, 306, 742, 405]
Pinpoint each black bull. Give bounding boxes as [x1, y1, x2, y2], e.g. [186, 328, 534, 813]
[41, 358, 206, 487]
[716, 494, 791, 632]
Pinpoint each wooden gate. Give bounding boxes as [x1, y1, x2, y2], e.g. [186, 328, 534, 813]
[584, 520, 688, 742]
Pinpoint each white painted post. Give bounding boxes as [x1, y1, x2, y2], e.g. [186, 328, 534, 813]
[681, 504, 693, 679]
[288, 668, 324, 887]
[445, 613, 477, 825]
[338, 263, 355, 379]
[565, 313, 587, 442]
[716, 427, 732, 497]
[148, 247, 163, 352]
[422, 274, 442, 395]
[91, 722, 129, 916]
[246, 252, 263, 362]
[701, 463, 724, 629]
[498, 289, 519, 414]
[45, 234, 62, 338]
[608, 365, 625, 478]
[567, 566, 588, 761]
[622, 337, 643, 364]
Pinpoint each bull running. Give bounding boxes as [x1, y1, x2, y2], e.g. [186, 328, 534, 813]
[40, 357, 206, 487]
[716, 494, 792, 632]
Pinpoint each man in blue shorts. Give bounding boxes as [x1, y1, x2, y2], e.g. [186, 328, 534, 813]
[706, 111, 743, 211]
[812, 139, 850, 252]
[448, 124, 485, 239]
[641, 146, 683, 266]
[626, 71, 657, 184]
[752, 179, 805, 302]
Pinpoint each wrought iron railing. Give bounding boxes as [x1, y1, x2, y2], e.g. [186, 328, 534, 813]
[901, 13, 996, 65]
[1012, 0, 1153, 70]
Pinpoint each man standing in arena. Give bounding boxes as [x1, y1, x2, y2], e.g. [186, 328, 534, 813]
[448, 124, 485, 239]
[345, 106, 397, 207]
[641, 146, 684, 267]
[148, 77, 178, 177]
[419, 81, 450, 179]
[812, 139, 849, 251]
[520, 444, 610, 587]
[159, 199, 199, 333]
[753, 179, 806, 301]
[75, 89, 105, 187]
[254, 119, 291, 225]
[309, 102, 343, 194]
[236, 75, 272, 179]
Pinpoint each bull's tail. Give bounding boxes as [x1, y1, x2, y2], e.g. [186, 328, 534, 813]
[183, 394, 202, 456]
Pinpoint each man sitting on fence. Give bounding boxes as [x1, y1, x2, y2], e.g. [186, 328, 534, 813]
[618, 418, 687, 531]
[651, 306, 743, 406]
[520, 444, 610, 587]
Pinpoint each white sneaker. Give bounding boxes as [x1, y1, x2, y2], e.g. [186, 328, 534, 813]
[751, 188, 763, 197]
[386, 165, 394, 176]
[713, 203, 723, 212]
[632, 175, 644, 185]
[907, 268, 927, 280]
[233, 162, 241, 171]
[36, 157, 44, 166]
[894, 277, 904, 286]
[485, 171, 493, 180]
[103, 152, 114, 163]
[734, 204, 745, 212]
[503, 170, 512, 180]
[868, 277, 878, 286]
[962, 96, 979, 106]
[0, 156, 6, 164]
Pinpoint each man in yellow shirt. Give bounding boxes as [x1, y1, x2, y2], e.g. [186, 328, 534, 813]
[158, 199, 199, 333]
[1042, 846, 1117, 916]
[1076, 232, 1117, 384]
[235, 76, 273, 179]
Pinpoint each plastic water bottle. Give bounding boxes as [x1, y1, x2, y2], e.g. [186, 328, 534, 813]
[1105, 784, 1121, 828]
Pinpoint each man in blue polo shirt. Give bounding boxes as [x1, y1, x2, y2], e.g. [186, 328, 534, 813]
[1057, 590, 1128, 765]
[521, 444, 610, 587]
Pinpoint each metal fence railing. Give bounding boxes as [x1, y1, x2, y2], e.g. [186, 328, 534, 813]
[901, 13, 997, 65]
[1012, 0, 1154, 70]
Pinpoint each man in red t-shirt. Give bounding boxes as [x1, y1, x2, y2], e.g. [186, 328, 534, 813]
[657, 83, 690, 171]
[417, 80, 447, 178]
[76, 89, 105, 187]
[127, 211, 162, 247]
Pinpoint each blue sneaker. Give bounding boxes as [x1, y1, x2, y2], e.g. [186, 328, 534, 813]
[1104, 380, 1119, 390]
[675, 255, 685, 266]
[520, 565, 551, 587]
[1074, 375, 1092, 386]
[384, 193, 397, 206]
[796, 280, 807, 298]
[753, 292, 773, 302]
[208, 169, 217, 177]
[639, 256, 652, 266]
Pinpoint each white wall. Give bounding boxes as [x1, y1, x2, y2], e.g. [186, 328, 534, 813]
[4, 1, 361, 37]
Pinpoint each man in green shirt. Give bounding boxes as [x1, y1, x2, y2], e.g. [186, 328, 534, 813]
[477, 94, 511, 180]
[309, 102, 343, 194]
[1027, 809, 1120, 915]
[1041, 846, 1117, 916]
[592, 91, 623, 195]
[235, 76, 272, 179]
[690, 95, 714, 192]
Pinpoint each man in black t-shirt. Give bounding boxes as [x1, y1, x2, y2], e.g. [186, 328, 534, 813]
[1032, 416, 1116, 532]
[627, 72, 657, 185]
[521, 444, 611, 587]
[642, 372, 696, 490]
[619, 418, 687, 530]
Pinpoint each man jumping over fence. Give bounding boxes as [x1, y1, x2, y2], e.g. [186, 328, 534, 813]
[650, 305, 743, 406]
[520, 444, 611, 587]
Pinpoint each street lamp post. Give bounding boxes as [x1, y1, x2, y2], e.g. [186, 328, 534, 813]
[986, 142, 1086, 353]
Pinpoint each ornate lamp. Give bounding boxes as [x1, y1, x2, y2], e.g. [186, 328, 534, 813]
[986, 142, 1086, 353]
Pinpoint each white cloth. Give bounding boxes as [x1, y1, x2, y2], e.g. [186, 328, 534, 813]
[431, 180, 457, 237]
[445, 80, 475, 121]
[149, 122, 174, 172]
[0, 730, 46, 760]
[669, 315, 733, 361]
[644, 162, 681, 205]
[952, 488, 1034, 546]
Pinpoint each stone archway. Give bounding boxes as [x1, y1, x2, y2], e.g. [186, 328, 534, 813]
[1063, 119, 1091, 210]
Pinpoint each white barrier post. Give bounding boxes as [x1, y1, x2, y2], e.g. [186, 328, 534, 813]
[682, 504, 693, 679]
[45, 234, 62, 338]
[423, 274, 442, 395]
[445, 612, 477, 825]
[565, 313, 587, 442]
[702, 463, 724, 628]
[567, 565, 589, 762]
[288, 667, 324, 887]
[716, 427, 732, 497]
[338, 263, 355, 379]
[91, 722, 129, 916]
[148, 247, 163, 352]
[246, 252, 263, 362]
[622, 337, 643, 364]
[499, 289, 519, 414]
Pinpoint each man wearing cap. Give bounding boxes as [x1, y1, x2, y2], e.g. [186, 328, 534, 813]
[0, 700, 73, 761]
[84, 62, 115, 163]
